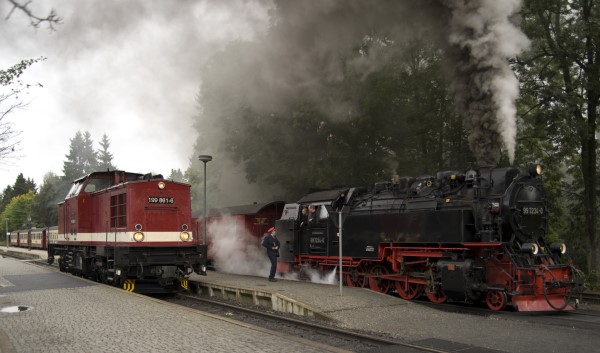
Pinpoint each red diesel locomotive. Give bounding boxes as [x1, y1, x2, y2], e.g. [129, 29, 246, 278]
[47, 170, 207, 293]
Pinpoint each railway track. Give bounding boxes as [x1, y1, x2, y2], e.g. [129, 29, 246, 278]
[166, 293, 486, 353]
[578, 291, 600, 304]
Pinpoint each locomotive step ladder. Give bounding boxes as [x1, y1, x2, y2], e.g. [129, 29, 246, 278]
[105, 246, 115, 282]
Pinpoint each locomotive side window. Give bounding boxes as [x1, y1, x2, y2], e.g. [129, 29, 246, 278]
[110, 193, 127, 228]
[318, 205, 329, 220]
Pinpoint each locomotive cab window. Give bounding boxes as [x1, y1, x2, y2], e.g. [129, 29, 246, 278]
[318, 205, 329, 221]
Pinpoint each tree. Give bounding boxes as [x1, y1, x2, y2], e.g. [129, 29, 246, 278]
[97, 133, 116, 171]
[2, 0, 60, 163]
[193, 34, 472, 204]
[5, 0, 62, 30]
[31, 172, 64, 227]
[63, 130, 98, 181]
[517, 0, 600, 275]
[0, 58, 45, 163]
[0, 190, 35, 231]
[0, 172, 36, 215]
[168, 169, 185, 183]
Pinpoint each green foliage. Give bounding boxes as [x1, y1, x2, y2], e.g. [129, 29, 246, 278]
[516, 0, 600, 274]
[0, 58, 46, 87]
[168, 169, 186, 183]
[1, 130, 117, 229]
[31, 172, 66, 227]
[63, 130, 116, 180]
[97, 133, 116, 171]
[0, 190, 35, 231]
[193, 36, 473, 203]
[585, 271, 599, 291]
[0, 173, 36, 215]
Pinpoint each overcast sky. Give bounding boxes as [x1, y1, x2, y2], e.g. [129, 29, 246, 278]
[0, 0, 270, 190]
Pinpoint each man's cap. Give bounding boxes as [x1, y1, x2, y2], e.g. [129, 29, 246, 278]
[267, 226, 275, 233]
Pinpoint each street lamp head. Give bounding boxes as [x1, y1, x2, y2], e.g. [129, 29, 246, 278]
[198, 155, 213, 163]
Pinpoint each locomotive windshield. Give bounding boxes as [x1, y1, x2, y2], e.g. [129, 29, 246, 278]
[65, 181, 84, 198]
[83, 175, 112, 193]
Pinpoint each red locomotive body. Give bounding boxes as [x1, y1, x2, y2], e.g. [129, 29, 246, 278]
[48, 170, 207, 293]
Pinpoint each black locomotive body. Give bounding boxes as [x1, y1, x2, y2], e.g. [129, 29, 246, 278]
[276, 163, 582, 311]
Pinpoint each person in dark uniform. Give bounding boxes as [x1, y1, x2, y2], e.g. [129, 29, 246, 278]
[307, 204, 317, 225]
[261, 226, 280, 282]
[299, 207, 309, 227]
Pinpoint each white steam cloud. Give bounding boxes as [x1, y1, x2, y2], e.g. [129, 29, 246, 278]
[207, 217, 338, 284]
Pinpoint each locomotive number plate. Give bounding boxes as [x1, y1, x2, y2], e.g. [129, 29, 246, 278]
[148, 196, 174, 204]
[522, 207, 544, 215]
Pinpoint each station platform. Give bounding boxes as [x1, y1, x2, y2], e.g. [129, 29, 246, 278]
[0, 246, 48, 261]
[0, 248, 356, 353]
[2, 246, 597, 353]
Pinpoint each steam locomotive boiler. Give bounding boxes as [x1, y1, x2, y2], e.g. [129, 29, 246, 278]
[275, 163, 583, 311]
[47, 170, 207, 293]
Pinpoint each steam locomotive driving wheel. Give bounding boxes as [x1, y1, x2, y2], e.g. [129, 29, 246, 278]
[345, 264, 367, 288]
[368, 264, 392, 294]
[425, 284, 447, 304]
[395, 274, 423, 300]
[485, 290, 507, 311]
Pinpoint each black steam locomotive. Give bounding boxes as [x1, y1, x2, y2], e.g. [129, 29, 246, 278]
[275, 163, 583, 311]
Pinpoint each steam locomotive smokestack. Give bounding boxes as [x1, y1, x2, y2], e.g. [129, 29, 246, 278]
[442, 0, 530, 166]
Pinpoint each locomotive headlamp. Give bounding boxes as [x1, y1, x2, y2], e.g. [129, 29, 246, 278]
[528, 163, 542, 176]
[133, 231, 145, 242]
[158, 181, 166, 190]
[182, 224, 189, 231]
[180, 231, 191, 242]
[550, 243, 567, 255]
[521, 242, 539, 255]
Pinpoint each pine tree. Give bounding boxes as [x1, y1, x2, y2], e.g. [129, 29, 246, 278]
[168, 169, 186, 183]
[97, 133, 116, 171]
[81, 131, 98, 174]
[0, 174, 36, 215]
[63, 131, 86, 181]
[63, 130, 99, 181]
[31, 172, 65, 227]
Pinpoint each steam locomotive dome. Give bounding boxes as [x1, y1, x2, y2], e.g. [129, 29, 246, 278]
[506, 170, 547, 243]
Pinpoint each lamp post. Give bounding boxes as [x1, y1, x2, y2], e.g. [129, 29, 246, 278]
[338, 210, 343, 296]
[4, 218, 9, 248]
[198, 155, 213, 246]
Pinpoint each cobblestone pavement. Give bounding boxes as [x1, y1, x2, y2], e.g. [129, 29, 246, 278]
[0, 256, 352, 353]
